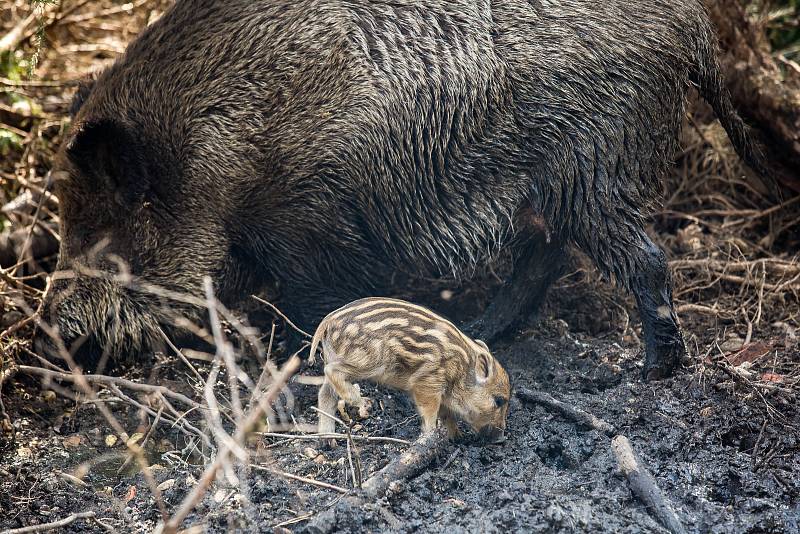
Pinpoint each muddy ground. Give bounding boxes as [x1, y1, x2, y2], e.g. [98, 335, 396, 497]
[1, 291, 798, 534]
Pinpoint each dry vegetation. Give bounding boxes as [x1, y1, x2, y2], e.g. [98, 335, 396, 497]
[0, 1, 798, 533]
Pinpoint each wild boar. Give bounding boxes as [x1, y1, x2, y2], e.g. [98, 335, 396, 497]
[42, 0, 767, 380]
[309, 298, 511, 442]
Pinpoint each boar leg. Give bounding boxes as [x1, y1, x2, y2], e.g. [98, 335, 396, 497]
[324, 366, 365, 415]
[467, 238, 565, 342]
[626, 236, 686, 381]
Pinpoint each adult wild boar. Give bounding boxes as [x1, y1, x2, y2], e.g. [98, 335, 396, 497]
[42, 0, 766, 379]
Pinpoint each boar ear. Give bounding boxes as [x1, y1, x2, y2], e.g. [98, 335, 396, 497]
[69, 73, 97, 117]
[66, 119, 149, 203]
[474, 351, 494, 384]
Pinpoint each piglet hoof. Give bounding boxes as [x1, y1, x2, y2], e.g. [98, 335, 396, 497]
[642, 338, 686, 381]
[318, 437, 338, 450]
[336, 400, 352, 423]
[357, 397, 373, 420]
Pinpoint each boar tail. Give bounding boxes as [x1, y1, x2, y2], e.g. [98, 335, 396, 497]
[693, 26, 772, 183]
[307, 321, 326, 366]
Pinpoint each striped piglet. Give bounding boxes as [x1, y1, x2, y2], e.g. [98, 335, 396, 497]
[309, 297, 510, 443]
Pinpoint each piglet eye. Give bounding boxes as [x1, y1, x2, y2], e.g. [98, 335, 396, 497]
[494, 396, 507, 408]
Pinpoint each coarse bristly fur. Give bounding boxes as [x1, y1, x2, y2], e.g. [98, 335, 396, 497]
[310, 298, 511, 442]
[42, 0, 767, 379]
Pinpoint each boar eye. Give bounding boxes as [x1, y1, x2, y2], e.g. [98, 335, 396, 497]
[494, 396, 507, 408]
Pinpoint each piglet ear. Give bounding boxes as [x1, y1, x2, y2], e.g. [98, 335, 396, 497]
[66, 119, 149, 204]
[475, 339, 489, 352]
[474, 351, 494, 384]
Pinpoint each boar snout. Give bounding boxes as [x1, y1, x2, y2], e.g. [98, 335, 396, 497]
[37, 273, 160, 366]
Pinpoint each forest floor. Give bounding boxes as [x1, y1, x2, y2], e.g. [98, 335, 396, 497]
[1, 290, 798, 533]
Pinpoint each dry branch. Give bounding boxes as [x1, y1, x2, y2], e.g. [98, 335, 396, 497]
[17, 365, 205, 411]
[611, 435, 687, 534]
[516, 387, 616, 435]
[304, 427, 449, 534]
[0, 511, 112, 534]
[361, 426, 448, 499]
[249, 464, 348, 494]
[517, 389, 688, 533]
[0, 3, 59, 55]
[159, 355, 301, 534]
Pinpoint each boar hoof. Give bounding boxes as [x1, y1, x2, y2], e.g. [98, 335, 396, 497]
[642, 338, 686, 381]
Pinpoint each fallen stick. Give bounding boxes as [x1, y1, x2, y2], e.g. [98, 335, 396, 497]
[516, 387, 616, 435]
[0, 511, 111, 534]
[304, 427, 448, 534]
[361, 427, 448, 499]
[517, 388, 686, 534]
[258, 431, 410, 445]
[249, 464, 348, 494]
[611, 435, 687, 534]
[17, 365, 205, 411]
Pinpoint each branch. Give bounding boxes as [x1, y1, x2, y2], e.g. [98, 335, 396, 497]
[516, 387, 616, 435]
[2, 511, 113, 534]
[611, 435, 687, 534]
[304, 427, 449, 534]
[158, 355, 301, 534]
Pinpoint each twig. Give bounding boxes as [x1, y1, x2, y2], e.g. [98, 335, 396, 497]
[17, 365, 206, 411]
[345, 422, 362, 489]
[159, 355, 301, 534]
[248, 464, 348, 494]
[0, 511, 111, 534]
[157, 327, 203, 382]
[516, 387, 616, 435]
[117, 405, 163, 475]
[257, 432, 410, 445]
[251, 295, 312, 338]
[0, 1, 59, 55]
[304, 427, 449, 534]
[611, 435, 687, 534]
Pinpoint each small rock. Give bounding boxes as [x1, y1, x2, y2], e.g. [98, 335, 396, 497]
[63, 435, 82, 448]
[719, 336, 744, 353]
[313, 454, 326, 464]
[387, 480, 405, 496]
[302, 447, 319, 459]
[157, 479, 175, 491]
